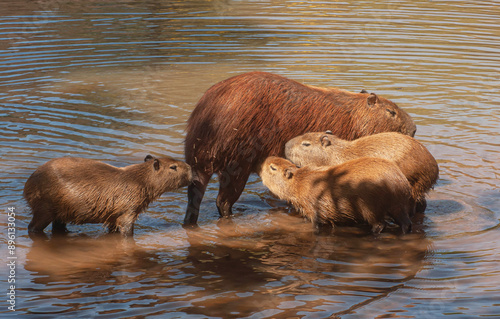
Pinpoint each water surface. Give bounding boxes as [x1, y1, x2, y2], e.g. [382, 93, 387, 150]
[1, 1, 499, 318]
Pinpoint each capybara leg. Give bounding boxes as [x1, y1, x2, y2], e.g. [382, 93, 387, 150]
[393, 214, 412, 234]
[371, 222, 386, 235]
[52, 220, 68, 234]
[216, 170, 251, 219]
[314, 222, 334, 235]
[116, 213, 137, 237]
[120, 223, 134, 238]
[28, 211, 53, 234]
[183, 170, 212, 227]
[415, 198, 427, 214]
[108, 224, 119, 233]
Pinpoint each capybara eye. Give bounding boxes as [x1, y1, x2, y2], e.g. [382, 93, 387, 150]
[301, 142, 311, 147]
[170, 164, 178, 171]
[270, 164, 277, 171]
[386, 108, 396, 117]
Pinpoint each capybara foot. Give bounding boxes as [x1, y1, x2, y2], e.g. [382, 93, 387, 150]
[371, 222, 386, 235]
[416, 199, 427, 214]
[52, 220, 68, 234]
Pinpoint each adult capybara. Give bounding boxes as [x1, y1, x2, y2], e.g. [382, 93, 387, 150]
[285, 131, 439, 213]
[259, 156, 415, 234]
[24, 155, 192, 237]
[184, 71, 416, 226]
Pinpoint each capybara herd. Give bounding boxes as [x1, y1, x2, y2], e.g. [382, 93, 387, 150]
[25, 71, 438, 237]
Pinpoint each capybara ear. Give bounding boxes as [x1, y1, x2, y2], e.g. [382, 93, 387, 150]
[325, 130, 333, 135]
[284, 168, 294, 179]
[153, 159, 160, 171]
[144, 155, 154, 162]
[367, 93, 379, 107]
[321, 135, 331, 147]
[360, 89, 368, 93]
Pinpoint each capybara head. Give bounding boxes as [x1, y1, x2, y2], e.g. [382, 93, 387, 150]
[285, 131, 342, 167]
[259, 156, 299, 200]
[142, 155, 193, 194]
[355, 92, 416, 138]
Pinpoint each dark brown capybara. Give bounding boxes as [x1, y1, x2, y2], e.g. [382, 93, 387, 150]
[24, 155, 192, 237]
[285, 131, 439, 213]
[259, 156, 415, 234]
[184, 71, 417, 226]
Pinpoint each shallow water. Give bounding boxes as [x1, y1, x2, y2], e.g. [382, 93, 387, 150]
[1, 1, 499, 318]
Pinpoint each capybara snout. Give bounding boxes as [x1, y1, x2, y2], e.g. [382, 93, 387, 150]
[24, 155, 192, 237]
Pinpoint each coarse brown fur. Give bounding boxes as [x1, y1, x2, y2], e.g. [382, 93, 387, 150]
[24, 155, 192, 237]
[285, 131, 439, 213]
[259, 157, 415, 234]
[184, 71, 416, 226]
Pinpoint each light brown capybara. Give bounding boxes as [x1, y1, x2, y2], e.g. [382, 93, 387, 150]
[24, 155, 192, 237]
[285, 131, 439, 213]
[184, 71, 417, 226]
[259, 156, 415, 234]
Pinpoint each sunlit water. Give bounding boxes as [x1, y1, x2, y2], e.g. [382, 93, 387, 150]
[1, 1, 499, 318]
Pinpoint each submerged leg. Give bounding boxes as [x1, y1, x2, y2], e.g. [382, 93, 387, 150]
[183, 170, 212, 227]
[28, 205, 54, 234]
[52, 220, 68, 234]
[371, 222, 386, 235]
[415, 198, 427, 214]
[216, 169, 251, 219]
[115, 213, 137, 238]
[393, 212, 412, 234]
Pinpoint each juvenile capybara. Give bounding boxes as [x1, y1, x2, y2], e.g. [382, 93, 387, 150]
[184, 71, 417, 226]
[285, 131, 439, 213]
[24, 155, 192, 237]
[259, 156, 415, 234]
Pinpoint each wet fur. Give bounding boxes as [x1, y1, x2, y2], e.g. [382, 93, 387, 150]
[259, 157, 415, 234]
[24, 156, 192, 237]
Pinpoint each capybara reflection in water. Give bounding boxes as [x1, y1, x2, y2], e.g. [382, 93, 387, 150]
[259, 156, 415, 234]
[285, 131, 439, 213]
[24, 155, 192, 237]
[184, 71, 416, 226]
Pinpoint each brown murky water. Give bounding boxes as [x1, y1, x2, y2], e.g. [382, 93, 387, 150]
[1, 1, 499, 318]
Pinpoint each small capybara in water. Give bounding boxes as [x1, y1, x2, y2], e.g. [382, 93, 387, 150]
[285, 131, 439, 213]
[259, 156, 415, 234]
[184, 71, 417, 226]
[24, 155, 192, 237]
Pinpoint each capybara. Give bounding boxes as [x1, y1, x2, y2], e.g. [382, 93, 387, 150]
[285, 131, 439, 213]
[259, 156, 415, 234]
[184, 71, 416, 226]
[24, 155, 192, 237]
